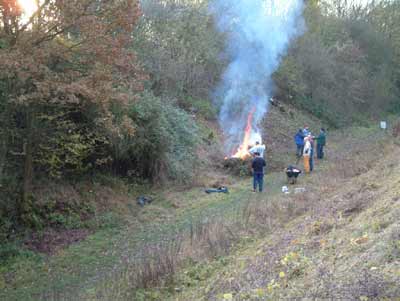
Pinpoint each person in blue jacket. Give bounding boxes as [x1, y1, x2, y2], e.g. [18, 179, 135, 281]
[294, 129, 305, 158]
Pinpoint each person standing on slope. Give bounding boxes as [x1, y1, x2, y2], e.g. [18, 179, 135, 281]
[303, 136, 312, 173]
[249, 141, 266, 158]
[316, 128, 326, 159]
[303, 126, 311, 137]
[251, 152, 266, 192]
[308, 134, 315, 172]
[294, 129, 305, 158]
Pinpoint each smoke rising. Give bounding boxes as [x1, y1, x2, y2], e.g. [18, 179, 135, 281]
[210, 0, 305, 155]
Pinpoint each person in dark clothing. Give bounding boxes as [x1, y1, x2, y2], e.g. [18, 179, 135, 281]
[251, 152, 266, 192]
[294, 129, 305, 158]
[316, 128, 326, 159]
[309, 135, 314, 172]
[286, 165, 302, 184]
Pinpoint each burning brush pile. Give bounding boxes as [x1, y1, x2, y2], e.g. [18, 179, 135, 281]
[223, 109, 261, 176]
[223, 156, 252, 176]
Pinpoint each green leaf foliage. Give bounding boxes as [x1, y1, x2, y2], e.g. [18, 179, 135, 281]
[274, 0, 400, 126]
[114, 91, 199, 183]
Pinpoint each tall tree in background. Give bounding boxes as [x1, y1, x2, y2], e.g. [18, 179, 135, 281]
[135, 0, 225, 104]
[274, 0, 400, 125]
[0, 0, 145, 210]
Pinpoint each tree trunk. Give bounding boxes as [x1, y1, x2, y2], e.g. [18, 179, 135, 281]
[0, 137, 6, 182]
[0, 109, 10, 184]
[22, 109, 34, 205]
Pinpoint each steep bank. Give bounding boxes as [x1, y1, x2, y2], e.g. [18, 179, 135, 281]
[166, 127, 400, 300]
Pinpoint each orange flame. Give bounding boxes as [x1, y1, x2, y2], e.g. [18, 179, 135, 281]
[232, 107, 256, 159]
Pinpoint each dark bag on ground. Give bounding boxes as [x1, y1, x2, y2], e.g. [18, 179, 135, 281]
[137, 196, 153, 207]
[205, 186, 229, 194]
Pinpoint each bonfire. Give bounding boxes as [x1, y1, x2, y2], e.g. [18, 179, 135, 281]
[229, 107, 260, 160]
[224, 107, 261, 175]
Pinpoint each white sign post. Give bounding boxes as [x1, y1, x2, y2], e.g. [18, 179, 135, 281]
[380, 121, 387, 130]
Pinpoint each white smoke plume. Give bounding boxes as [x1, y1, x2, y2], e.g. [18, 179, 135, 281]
[209, 0, 305, 155]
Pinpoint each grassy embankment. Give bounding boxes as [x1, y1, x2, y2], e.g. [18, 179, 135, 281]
[0, 101, 321, 300]
[163, 127, 400, 300]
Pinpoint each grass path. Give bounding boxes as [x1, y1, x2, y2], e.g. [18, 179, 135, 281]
[1, 161, 298, 300]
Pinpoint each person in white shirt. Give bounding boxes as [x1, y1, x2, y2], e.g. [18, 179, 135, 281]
[303, 136, 312, 173]
[249, 141, 266, 158]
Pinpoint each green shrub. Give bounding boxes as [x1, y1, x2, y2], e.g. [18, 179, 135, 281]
[34, 107, 109, 179]
[16, 194, 95, 230]
[96, 212, 124, 229]
[0, 174, 20, 234]
[113, 91, 199, 183]
[47, 212, 83, 229]
[296, 96, 343, 128]
[0, 242, 38, 266]
[389, 99, 400, 114]
[0, 219, 13, 242]
[183, 97, 217, 120]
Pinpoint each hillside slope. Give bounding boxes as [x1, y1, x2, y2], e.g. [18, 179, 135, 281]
[2, 107, 398, 300]
[167, 127, 400, 300]
[262, 101, 323, 170]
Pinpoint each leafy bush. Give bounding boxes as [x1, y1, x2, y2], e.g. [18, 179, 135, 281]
[0, 218, 13, 242]
[35, 110, 101, 179]
[0, 242, 38, 266]
[182, 97, 217, 120]
[17, 194, 95, 230]
[113, 91, 199, 183]
[296, 95, 343, 128]
[389, 99, 400, 114]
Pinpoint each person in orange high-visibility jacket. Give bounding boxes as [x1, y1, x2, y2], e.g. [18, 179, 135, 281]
[303, 136, 311, 173]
